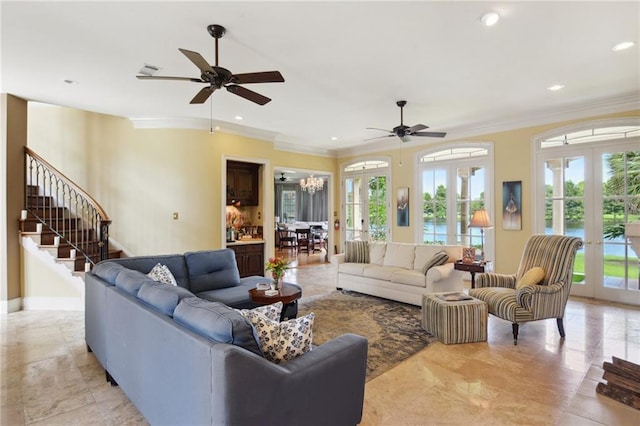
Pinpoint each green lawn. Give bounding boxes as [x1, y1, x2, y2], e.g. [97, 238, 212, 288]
[572, 252, 639, 282]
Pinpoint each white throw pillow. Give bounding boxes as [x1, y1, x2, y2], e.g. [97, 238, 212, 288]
[243, 312, 315, 364]
[147, 263, 178, 286]
[236, 301, 283, 322]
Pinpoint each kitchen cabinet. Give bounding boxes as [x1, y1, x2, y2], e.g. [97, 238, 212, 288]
[227, 161, 259, 206]
[227, 242, 264, 278]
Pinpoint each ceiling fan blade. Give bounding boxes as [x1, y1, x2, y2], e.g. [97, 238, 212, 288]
[232, 71, 285, 84]
[406, 124, 428, 133]
[363, 134, 395, 142]
[413, 131, 447, 138]
[366, 127, 393, 133]
[190, 86, 216, 104]
[179, 48, 214, 74]
[137, 75, 204, 82]
[226, 85, 271, 105]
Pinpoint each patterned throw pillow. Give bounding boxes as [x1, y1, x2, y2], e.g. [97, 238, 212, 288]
[344, 240, 370, 263]
[147, 263, 178, 286]
[421, 251, 450, 275]
[236, 302, 283, 322]
[243, 311, 315, 364]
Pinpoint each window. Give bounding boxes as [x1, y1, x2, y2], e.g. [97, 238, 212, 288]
[281, 190, 296, 222]
[418, 144, 493, 258]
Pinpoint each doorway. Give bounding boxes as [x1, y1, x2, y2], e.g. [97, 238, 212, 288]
[274, 168, 331, 264]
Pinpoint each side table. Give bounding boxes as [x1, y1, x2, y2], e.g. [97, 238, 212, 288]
[454, 260, 493, 289]
[249, 283, 302, 321]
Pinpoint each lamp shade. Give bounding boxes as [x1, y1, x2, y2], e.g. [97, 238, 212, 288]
[470, 209, 492, 228]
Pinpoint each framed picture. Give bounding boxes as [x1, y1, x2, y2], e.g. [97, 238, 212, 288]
[502, 180, 522, 230]
[397, 187, 409, 227]
[462, 247, 476, 264]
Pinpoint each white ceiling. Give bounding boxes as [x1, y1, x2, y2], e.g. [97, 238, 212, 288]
[2, 1, 639, 157]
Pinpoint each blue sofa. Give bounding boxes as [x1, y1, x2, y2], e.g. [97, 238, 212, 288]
[85, 249, 368, 426]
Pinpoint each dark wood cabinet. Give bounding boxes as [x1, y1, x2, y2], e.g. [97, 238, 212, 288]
[227, 161, 259, 206]
[228, 243, 264, 278]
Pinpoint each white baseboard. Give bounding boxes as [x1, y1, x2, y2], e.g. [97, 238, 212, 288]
[22, 297, 84, 311]
[1, 298, 22, 314]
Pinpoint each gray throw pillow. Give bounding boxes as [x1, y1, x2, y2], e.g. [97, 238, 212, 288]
[421, 251, 449, 275]
[344, 240, 370, 263]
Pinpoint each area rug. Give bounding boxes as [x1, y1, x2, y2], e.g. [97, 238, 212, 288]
[297, 290, 436, 381]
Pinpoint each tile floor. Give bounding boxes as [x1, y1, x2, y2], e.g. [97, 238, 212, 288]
[2, 261, 640, 425]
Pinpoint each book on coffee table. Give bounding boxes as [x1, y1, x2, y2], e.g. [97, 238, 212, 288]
[437, 292, 473, 302]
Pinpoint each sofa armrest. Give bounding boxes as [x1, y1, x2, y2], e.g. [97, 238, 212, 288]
[476, 273, 517, 289]
[330, 253, 345, 265]
[210, 333, 367, 426]
[426, 262, 453, 283]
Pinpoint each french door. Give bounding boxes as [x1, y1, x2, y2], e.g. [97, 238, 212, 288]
[537, 140, 639, 305]
[343, 171, 389, 242]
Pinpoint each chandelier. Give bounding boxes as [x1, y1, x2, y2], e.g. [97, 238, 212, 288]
[300, 175, 324, 194]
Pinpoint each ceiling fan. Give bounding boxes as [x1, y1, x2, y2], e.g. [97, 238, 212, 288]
[278, 172, 289, 182]
[137, 24, 284, 105]
[367, 100, 446, 142]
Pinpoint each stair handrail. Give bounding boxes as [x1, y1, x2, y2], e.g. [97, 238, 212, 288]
[24, 147, 112, 266]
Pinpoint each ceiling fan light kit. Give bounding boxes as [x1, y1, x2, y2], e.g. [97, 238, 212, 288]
[137, 24, 284, 105]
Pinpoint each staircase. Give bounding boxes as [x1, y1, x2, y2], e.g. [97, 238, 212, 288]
[19, 148, 121, 273]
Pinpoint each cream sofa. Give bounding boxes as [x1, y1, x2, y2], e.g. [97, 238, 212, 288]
[331, 242, 464, 306]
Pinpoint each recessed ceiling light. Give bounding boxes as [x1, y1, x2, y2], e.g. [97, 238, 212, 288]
[63, 79, 78, 85]
[331, 136, 338, 141]
[547, 84, 565, 91]
[612, 41, 635, 52]
[139, 63, 160, 76]
[479, 11, 500, 27]
[235, 116, 243, 121]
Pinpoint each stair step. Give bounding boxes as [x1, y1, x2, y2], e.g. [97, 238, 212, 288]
[27, 195, 54, 207]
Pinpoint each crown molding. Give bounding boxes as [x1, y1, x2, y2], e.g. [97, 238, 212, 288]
[335, 93, 640, 158]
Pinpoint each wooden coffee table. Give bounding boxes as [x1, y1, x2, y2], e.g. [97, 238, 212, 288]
[249, 283, 302, 321]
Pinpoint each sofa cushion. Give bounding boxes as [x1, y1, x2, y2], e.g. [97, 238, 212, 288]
[382, 243, 416, 269]
[363, 265, 404, 281]
[344, 241, 369, 263]
[173, 297, 262, 356]
[369, 242, 387, 265]
[147, 263, 178, 286]
[338, 262, 366, 276]
[110, 255, 190, 288]
[137, 283, 195, 316]
[391, 270, 427, 288]
[92, 262, 125, 285]
[185, 249, 241, 293]
[421, 251, 450, 275]
[114, 269, 157, 296]
[243, 312, 315, 364]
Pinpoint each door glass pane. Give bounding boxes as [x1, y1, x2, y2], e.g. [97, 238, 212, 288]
[345, 177, 364, 241]
[368, 176, 387, 241]
[457, 166, 486, 250]
[545, 156, 586, 284]
[602, 151, 640, 291]
[422, 168, 447, 244]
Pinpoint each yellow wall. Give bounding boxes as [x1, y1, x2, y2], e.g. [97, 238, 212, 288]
[26, 104, 640, 276]
[27, 105, 337, 257]
[340, 109, 640, 273]
[1, 94, 27, 310]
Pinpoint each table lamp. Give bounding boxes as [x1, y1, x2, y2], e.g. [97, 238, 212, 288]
[469, 209, 492, 261]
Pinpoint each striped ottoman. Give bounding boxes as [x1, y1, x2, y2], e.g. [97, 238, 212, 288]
[421, 293, 488, 344]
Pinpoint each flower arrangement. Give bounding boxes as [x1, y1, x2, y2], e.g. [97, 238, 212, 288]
[265, 256, 290, 289]
[225, 206, 244, 229]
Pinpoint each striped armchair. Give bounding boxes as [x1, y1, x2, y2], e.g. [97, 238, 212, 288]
[469, 234, 583, 345]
